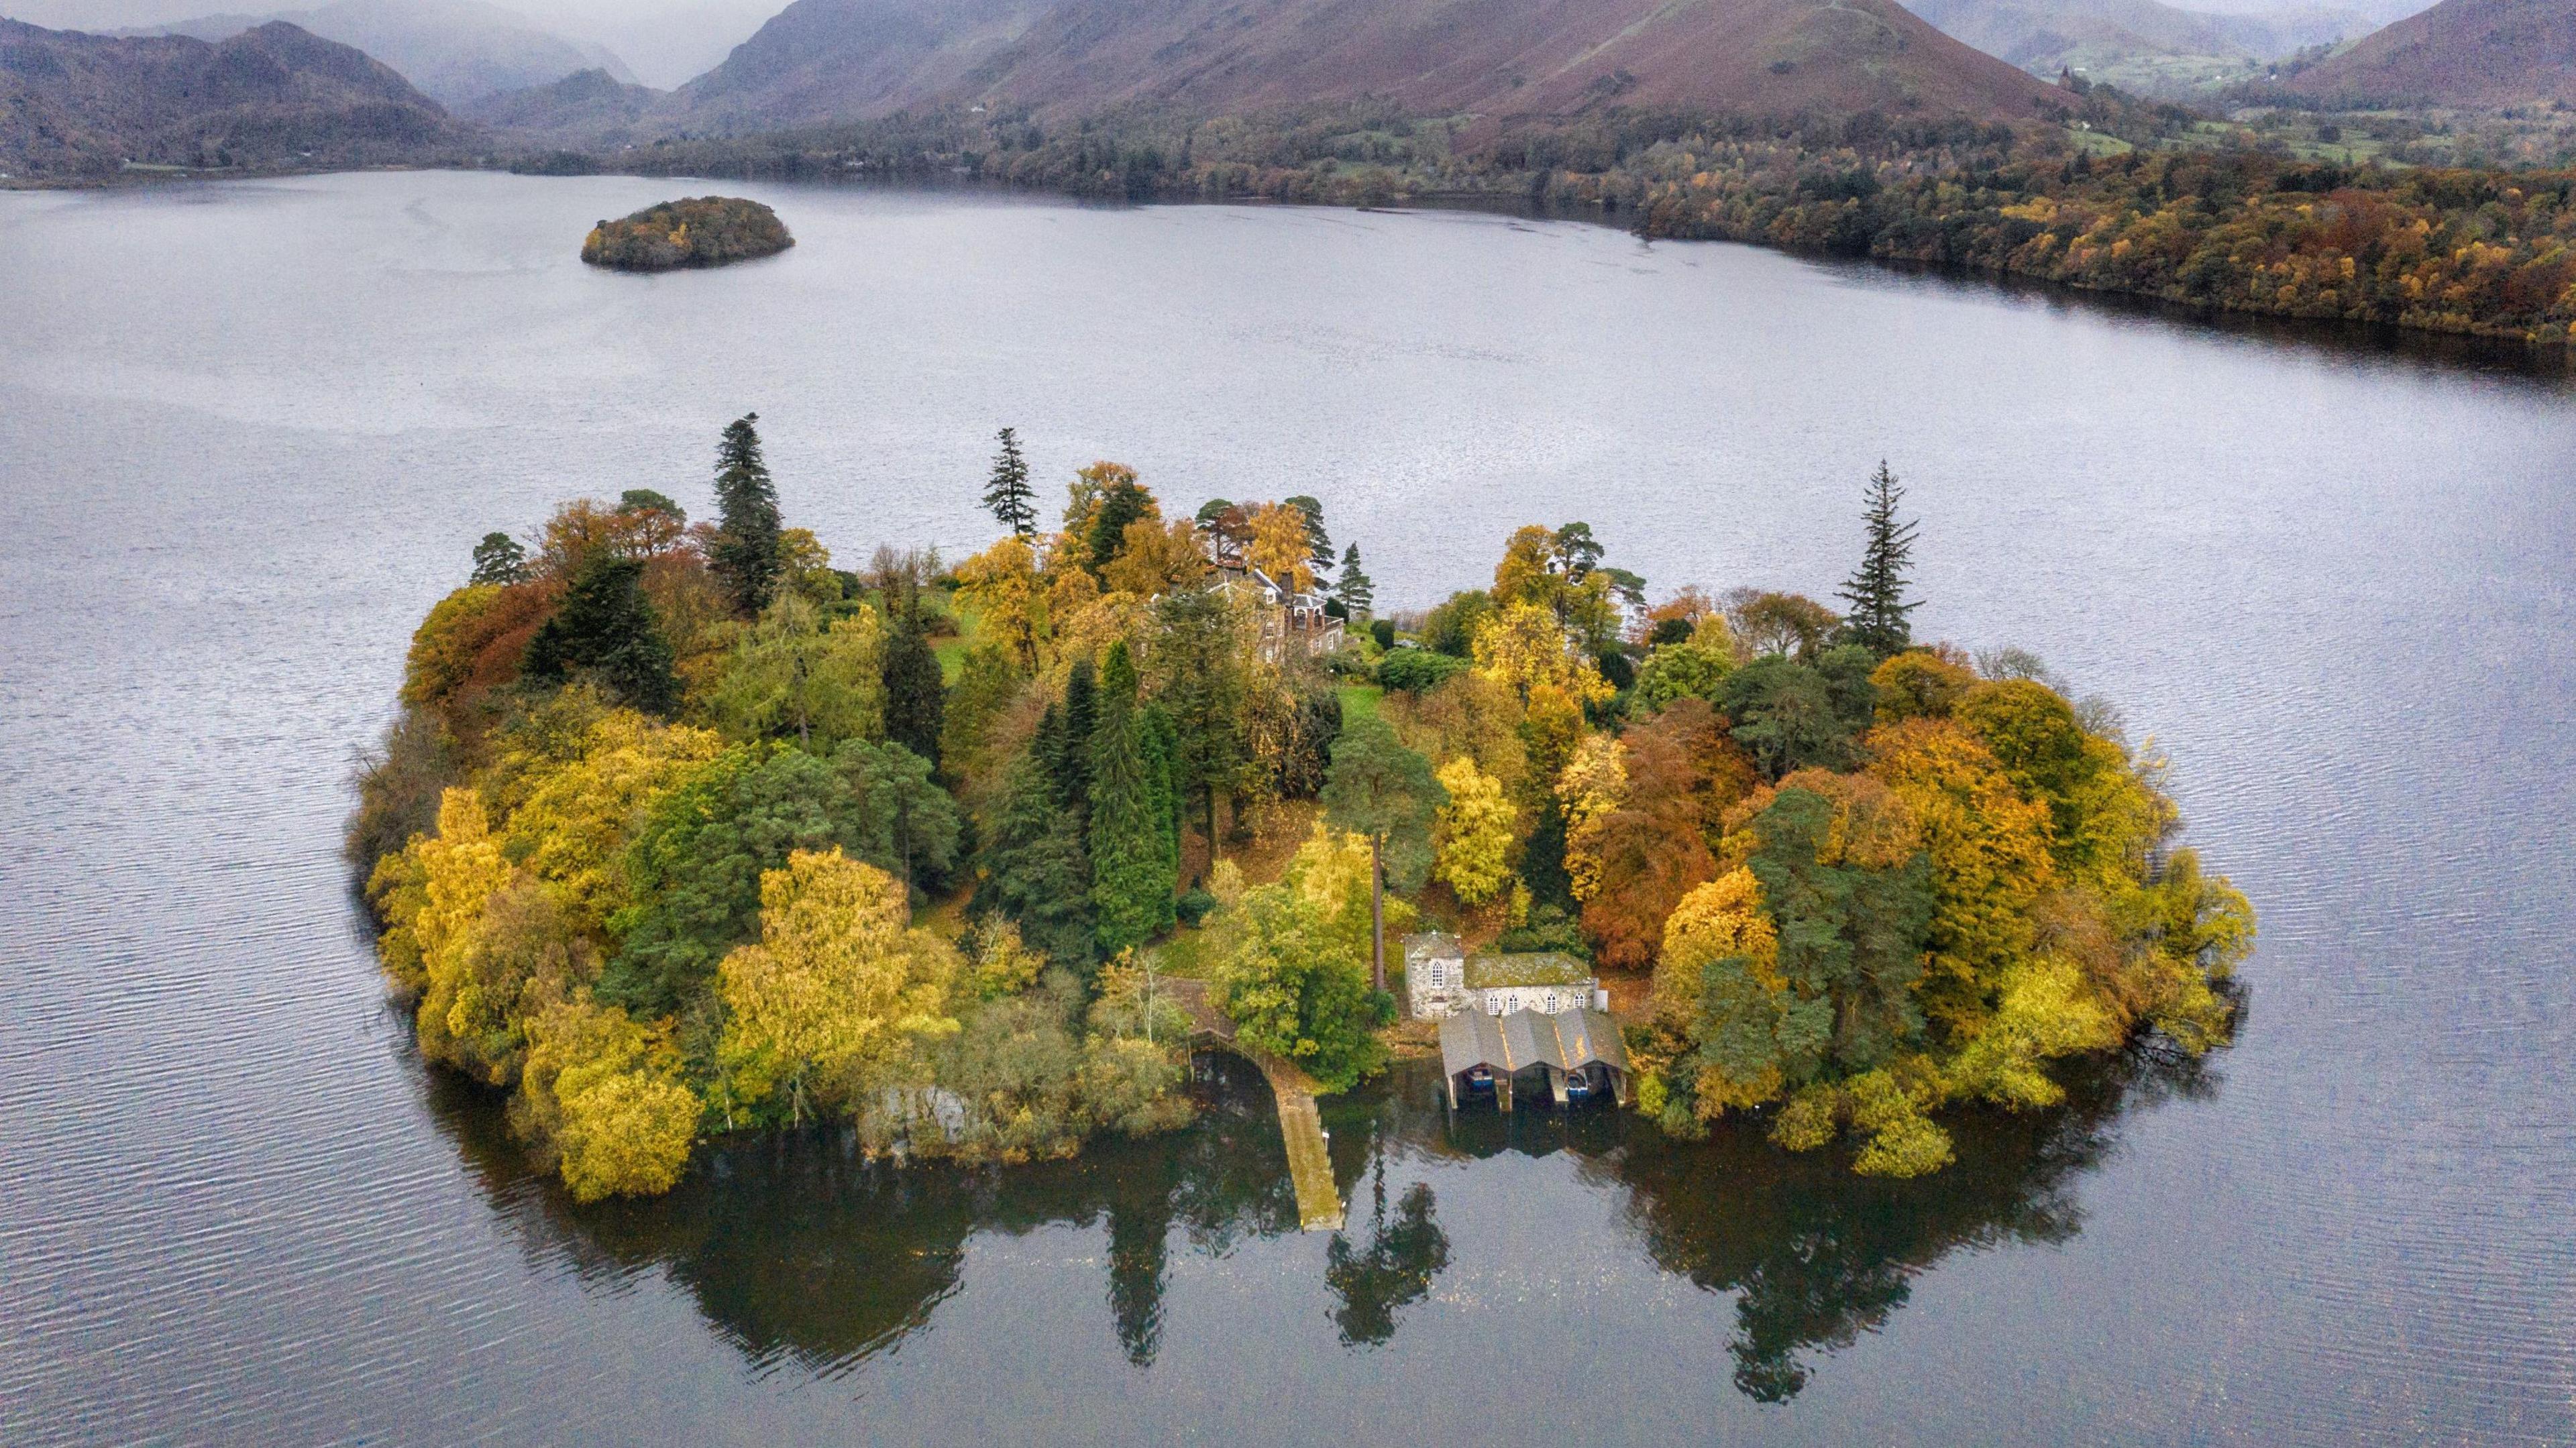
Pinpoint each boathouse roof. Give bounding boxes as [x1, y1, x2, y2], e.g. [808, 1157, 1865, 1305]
[1438, 1007, 1629, 1080]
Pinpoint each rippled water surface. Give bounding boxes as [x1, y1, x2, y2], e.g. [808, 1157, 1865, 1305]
[3, 171, 2571, 1445]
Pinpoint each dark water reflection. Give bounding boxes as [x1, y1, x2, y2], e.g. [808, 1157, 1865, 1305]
[427, 1040, 2223, 1404]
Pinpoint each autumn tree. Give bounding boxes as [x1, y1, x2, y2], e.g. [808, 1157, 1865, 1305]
[1319, 713, 1444, 992]
[716, 849, 959, 1125]
[710, 412, 783, 618]
[705, 594, 885, 751]
[1247, 502, 1316, 592]
[1080, 463, 1157, 577]
[953, 534, 1048, 673]
[1431, 756, 1516, 906]
[1567, 722, 1721, 970]
[520, 997, 701, 1201]
[1208, 842, 1390, 1092]
[1728, 590, 1841, 660]
[983, 426, 1036, 537]
[1837, 462, 1919, 657]
[523, 550, 680, 718]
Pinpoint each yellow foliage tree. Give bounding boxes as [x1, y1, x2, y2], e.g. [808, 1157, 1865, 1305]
[1471, 602, 1613, 710]
[1866, 719, 2055, 1038]
[1102, 516, 1211, 599]
[1653, 867, 1778, 1031]
[1431, 757, 1517, 905]
[954, 534, 1049, 672]
[501, 710, 723, 935]
[521, 997, 700, 1203]
[1246, 502, 1315, 594]
[1555, 732, 1628, 901]
[400, 789, 515, 1072]
[716, 849, 961, 1125]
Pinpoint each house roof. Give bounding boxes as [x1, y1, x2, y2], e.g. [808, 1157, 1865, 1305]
[1439, 1007, 1629, 1080]
[1403, 932, 1462, 964]
[1464, 951, 1593, 990]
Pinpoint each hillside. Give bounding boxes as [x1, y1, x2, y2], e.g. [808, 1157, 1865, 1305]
[662, 0, 2067, 135]
[2281, 0, 2576, 106]
[0, 18, 464, 178]
[113, 0, 637, 106]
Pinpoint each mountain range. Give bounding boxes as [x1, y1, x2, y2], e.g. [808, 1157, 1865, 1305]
[109, 0, 634, 105]
[0, 17, 464, 176]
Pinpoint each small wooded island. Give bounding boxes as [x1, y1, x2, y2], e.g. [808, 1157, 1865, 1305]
[580, 197, 793, 271]
[353, 419, 2253, 1203]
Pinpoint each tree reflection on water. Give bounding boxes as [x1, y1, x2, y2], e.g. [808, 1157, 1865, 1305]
[424, 1035, 2222, 1398]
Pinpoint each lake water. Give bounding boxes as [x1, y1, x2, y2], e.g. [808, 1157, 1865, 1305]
[2, 170, 2571, 1445]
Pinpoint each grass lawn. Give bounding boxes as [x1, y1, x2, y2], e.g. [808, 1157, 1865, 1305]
[1338, 682, 1383, 723]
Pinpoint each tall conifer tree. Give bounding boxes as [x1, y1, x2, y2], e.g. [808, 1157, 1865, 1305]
[1335, 544, 1374, 618]
[881, 581, 945, 770]
[1088, 642, 1177, 954]
[710, 413, 783, 618]
[982, 427, 1037, 537]
[1837, 461, 1920, 658]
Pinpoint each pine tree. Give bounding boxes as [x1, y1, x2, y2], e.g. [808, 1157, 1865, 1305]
[1335, 543, 1375, 618]
[1836, 461, 1920, 658]
[981, 427, 1037, 537]
[710, 413, 783, 618]
[470, 531, 529, 585]
[1287, 494, 1334, 578]
[1088, 642, 1177, 955]
[522, 551, 678, 716]
[881, 595, 945, 771]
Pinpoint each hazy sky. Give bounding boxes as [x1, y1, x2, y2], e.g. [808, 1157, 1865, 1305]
[1, 0, 788, 85]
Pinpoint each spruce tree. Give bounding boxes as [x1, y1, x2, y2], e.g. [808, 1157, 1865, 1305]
[1084, 477, 1154, 577]
[1335, 543, 1374, 618]
[523, 551, 678, 716]
[1057, 657, 1097, 810]
[1087, 642, 1177, 955]
[981, 427, 1037, 537]
[881, 586, 945, 770]
[710, 412, 783, 618]
[973, 748, 1096, 970]
[1836, 461, 1920, 658]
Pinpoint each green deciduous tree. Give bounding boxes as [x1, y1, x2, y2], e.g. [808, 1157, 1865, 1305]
[1319, 712, 1445, 992]
[710, 412, 783, 618]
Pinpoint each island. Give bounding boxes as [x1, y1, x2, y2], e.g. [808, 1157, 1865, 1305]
[353, 421, 2252, 1203]
[580, 197, 793, 272]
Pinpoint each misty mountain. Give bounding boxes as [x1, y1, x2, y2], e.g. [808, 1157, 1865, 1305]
[107, 0, 635, 104]
[458, 63, 657, 145]
[0, 17, 464, 176]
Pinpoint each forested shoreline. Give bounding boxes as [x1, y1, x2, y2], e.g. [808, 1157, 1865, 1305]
[354, 419, 2251, 1202]
[582, 100, 2576, 351]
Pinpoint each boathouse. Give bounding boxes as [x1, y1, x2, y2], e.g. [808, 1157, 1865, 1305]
[1438, 1006, 1632, 1111]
